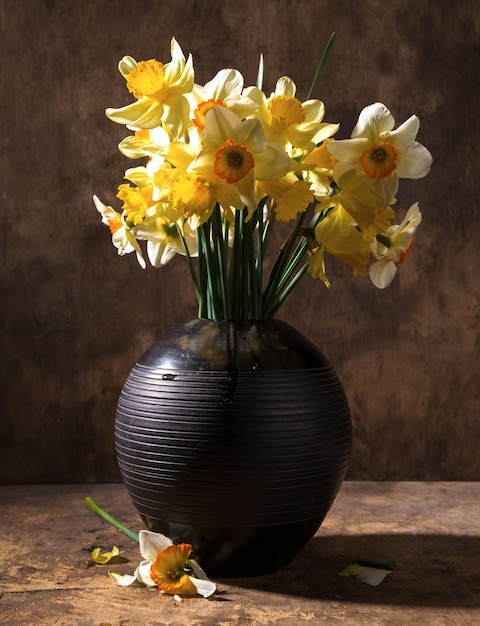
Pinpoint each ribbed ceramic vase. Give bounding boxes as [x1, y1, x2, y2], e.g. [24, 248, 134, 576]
[115, 318, 352, 577]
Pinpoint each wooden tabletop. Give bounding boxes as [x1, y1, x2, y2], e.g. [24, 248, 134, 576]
[1, 482, 479, 625]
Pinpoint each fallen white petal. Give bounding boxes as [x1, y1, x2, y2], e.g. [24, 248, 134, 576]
[190, 576, 217, 598]
[109, 572, 137, 586]
[188, 558, 210, 580]
[357, 568, 391, 586]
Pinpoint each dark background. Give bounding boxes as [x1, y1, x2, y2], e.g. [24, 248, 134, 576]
[1, 0, 478, 483]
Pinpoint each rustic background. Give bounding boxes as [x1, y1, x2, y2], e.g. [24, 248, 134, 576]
[1, 0, 478, 484]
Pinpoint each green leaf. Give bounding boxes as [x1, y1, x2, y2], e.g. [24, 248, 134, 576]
[307, 32, 336, 100]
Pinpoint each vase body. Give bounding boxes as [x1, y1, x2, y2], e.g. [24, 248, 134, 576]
[115, 318, 352, 577]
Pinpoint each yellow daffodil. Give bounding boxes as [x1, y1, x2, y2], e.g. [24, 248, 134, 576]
[258, 177, 314, 222]
[301, 138, 337, 200]
[105, 38, 194, 137]
[110, 530, 216, 598]
[369, 202, 422, 288]
[93, 195, 146, 268]
[309, 203, 372, 283]
[95, 37, 432, 318]
[244, 77, 339, 152]
[189, 106, 290, 211]
[153, 141, 244, 223]
[327, 102, 433, 206]
[116, 182, 158, 226]
[117, 128, 171, 160]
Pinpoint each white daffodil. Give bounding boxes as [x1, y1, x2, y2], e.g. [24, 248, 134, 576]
[327, 103, 432, 205]
[189, 106, 290, 210]
[110, 530, 216, 598]
[132, 207, 198, 267]
[369, 202, 422, 288]
[191, 68, 259, 130]
[93, 195, 146, 268]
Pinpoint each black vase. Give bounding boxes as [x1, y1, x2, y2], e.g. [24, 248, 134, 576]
[115, 318, 352, 577]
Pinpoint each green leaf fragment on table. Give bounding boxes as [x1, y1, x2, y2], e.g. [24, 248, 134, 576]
[356, 555, 397, 570]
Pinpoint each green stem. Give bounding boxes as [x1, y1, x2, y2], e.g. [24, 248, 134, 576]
[177, 226, 202, 308]
[85, 497, 139, 543]
[261, 211, 307, 315]
[265, 262, 309, 318]
[196, 228, 208, 318]
[212, 205, 230, 319]
[229, 208, 244, 319]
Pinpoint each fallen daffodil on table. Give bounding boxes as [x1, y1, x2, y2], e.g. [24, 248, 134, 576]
[85, 498, 216, 599]
[110, 530, 216, 598]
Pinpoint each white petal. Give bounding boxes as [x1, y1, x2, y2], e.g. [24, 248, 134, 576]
[352, 103, 395, 141]
[235, 118, 265, 154]
[147, 240, 177, 267]
[383, 114, 419, 152]
[134, 560, 156, 586]
[109, 572, 137, 586]
[366, 172, 399, 206]
[118, 56, 138, 78]
[138, 529, 173, 561]
[105, 99, 163, 130]
[327, 138, 368, 164]
[187, 558, 209, 580]
[274, 76, 296, 98]
[93, 195, 117, 225]
[190, 576, 217, 598]
[357, 568, 391, 586]
[203, 106, 241, 144]
[205, 68, 244, 99]
[232, 170, 257, 210]
[396, 142, 433, 179]
[369, 259, 398, 289]
[254, 143, 290, 180]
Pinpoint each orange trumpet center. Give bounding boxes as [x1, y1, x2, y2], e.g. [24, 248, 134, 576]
[360, 141, 397, 179]
[193, 99, 225, 130]
[214, 139, 254, 183]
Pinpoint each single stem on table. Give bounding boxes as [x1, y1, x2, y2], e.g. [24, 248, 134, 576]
[85, 497, 139, 543]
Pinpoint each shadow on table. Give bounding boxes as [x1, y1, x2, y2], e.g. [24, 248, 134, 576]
[223, 533, 480, 607]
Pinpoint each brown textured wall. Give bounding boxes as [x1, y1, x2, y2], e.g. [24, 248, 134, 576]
[1, 0, 478, 483]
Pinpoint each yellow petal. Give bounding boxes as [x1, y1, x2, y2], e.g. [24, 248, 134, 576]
[92, 546, 120, 565]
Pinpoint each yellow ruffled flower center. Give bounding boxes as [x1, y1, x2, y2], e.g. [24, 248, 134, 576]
[268, 95, 305, 134]
[116, 184, 151, 225]
[126, 59, 169, 102]
[170, 174, 217, 222]
[360, 141, 397, 179]
[150, 544, 198, 596]
[305, 138, 338, 170]
[193, 99, 225, 130]
[214, 139, 254, 183]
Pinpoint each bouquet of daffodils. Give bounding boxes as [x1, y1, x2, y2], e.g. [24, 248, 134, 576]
[94, 35, 432, 320]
